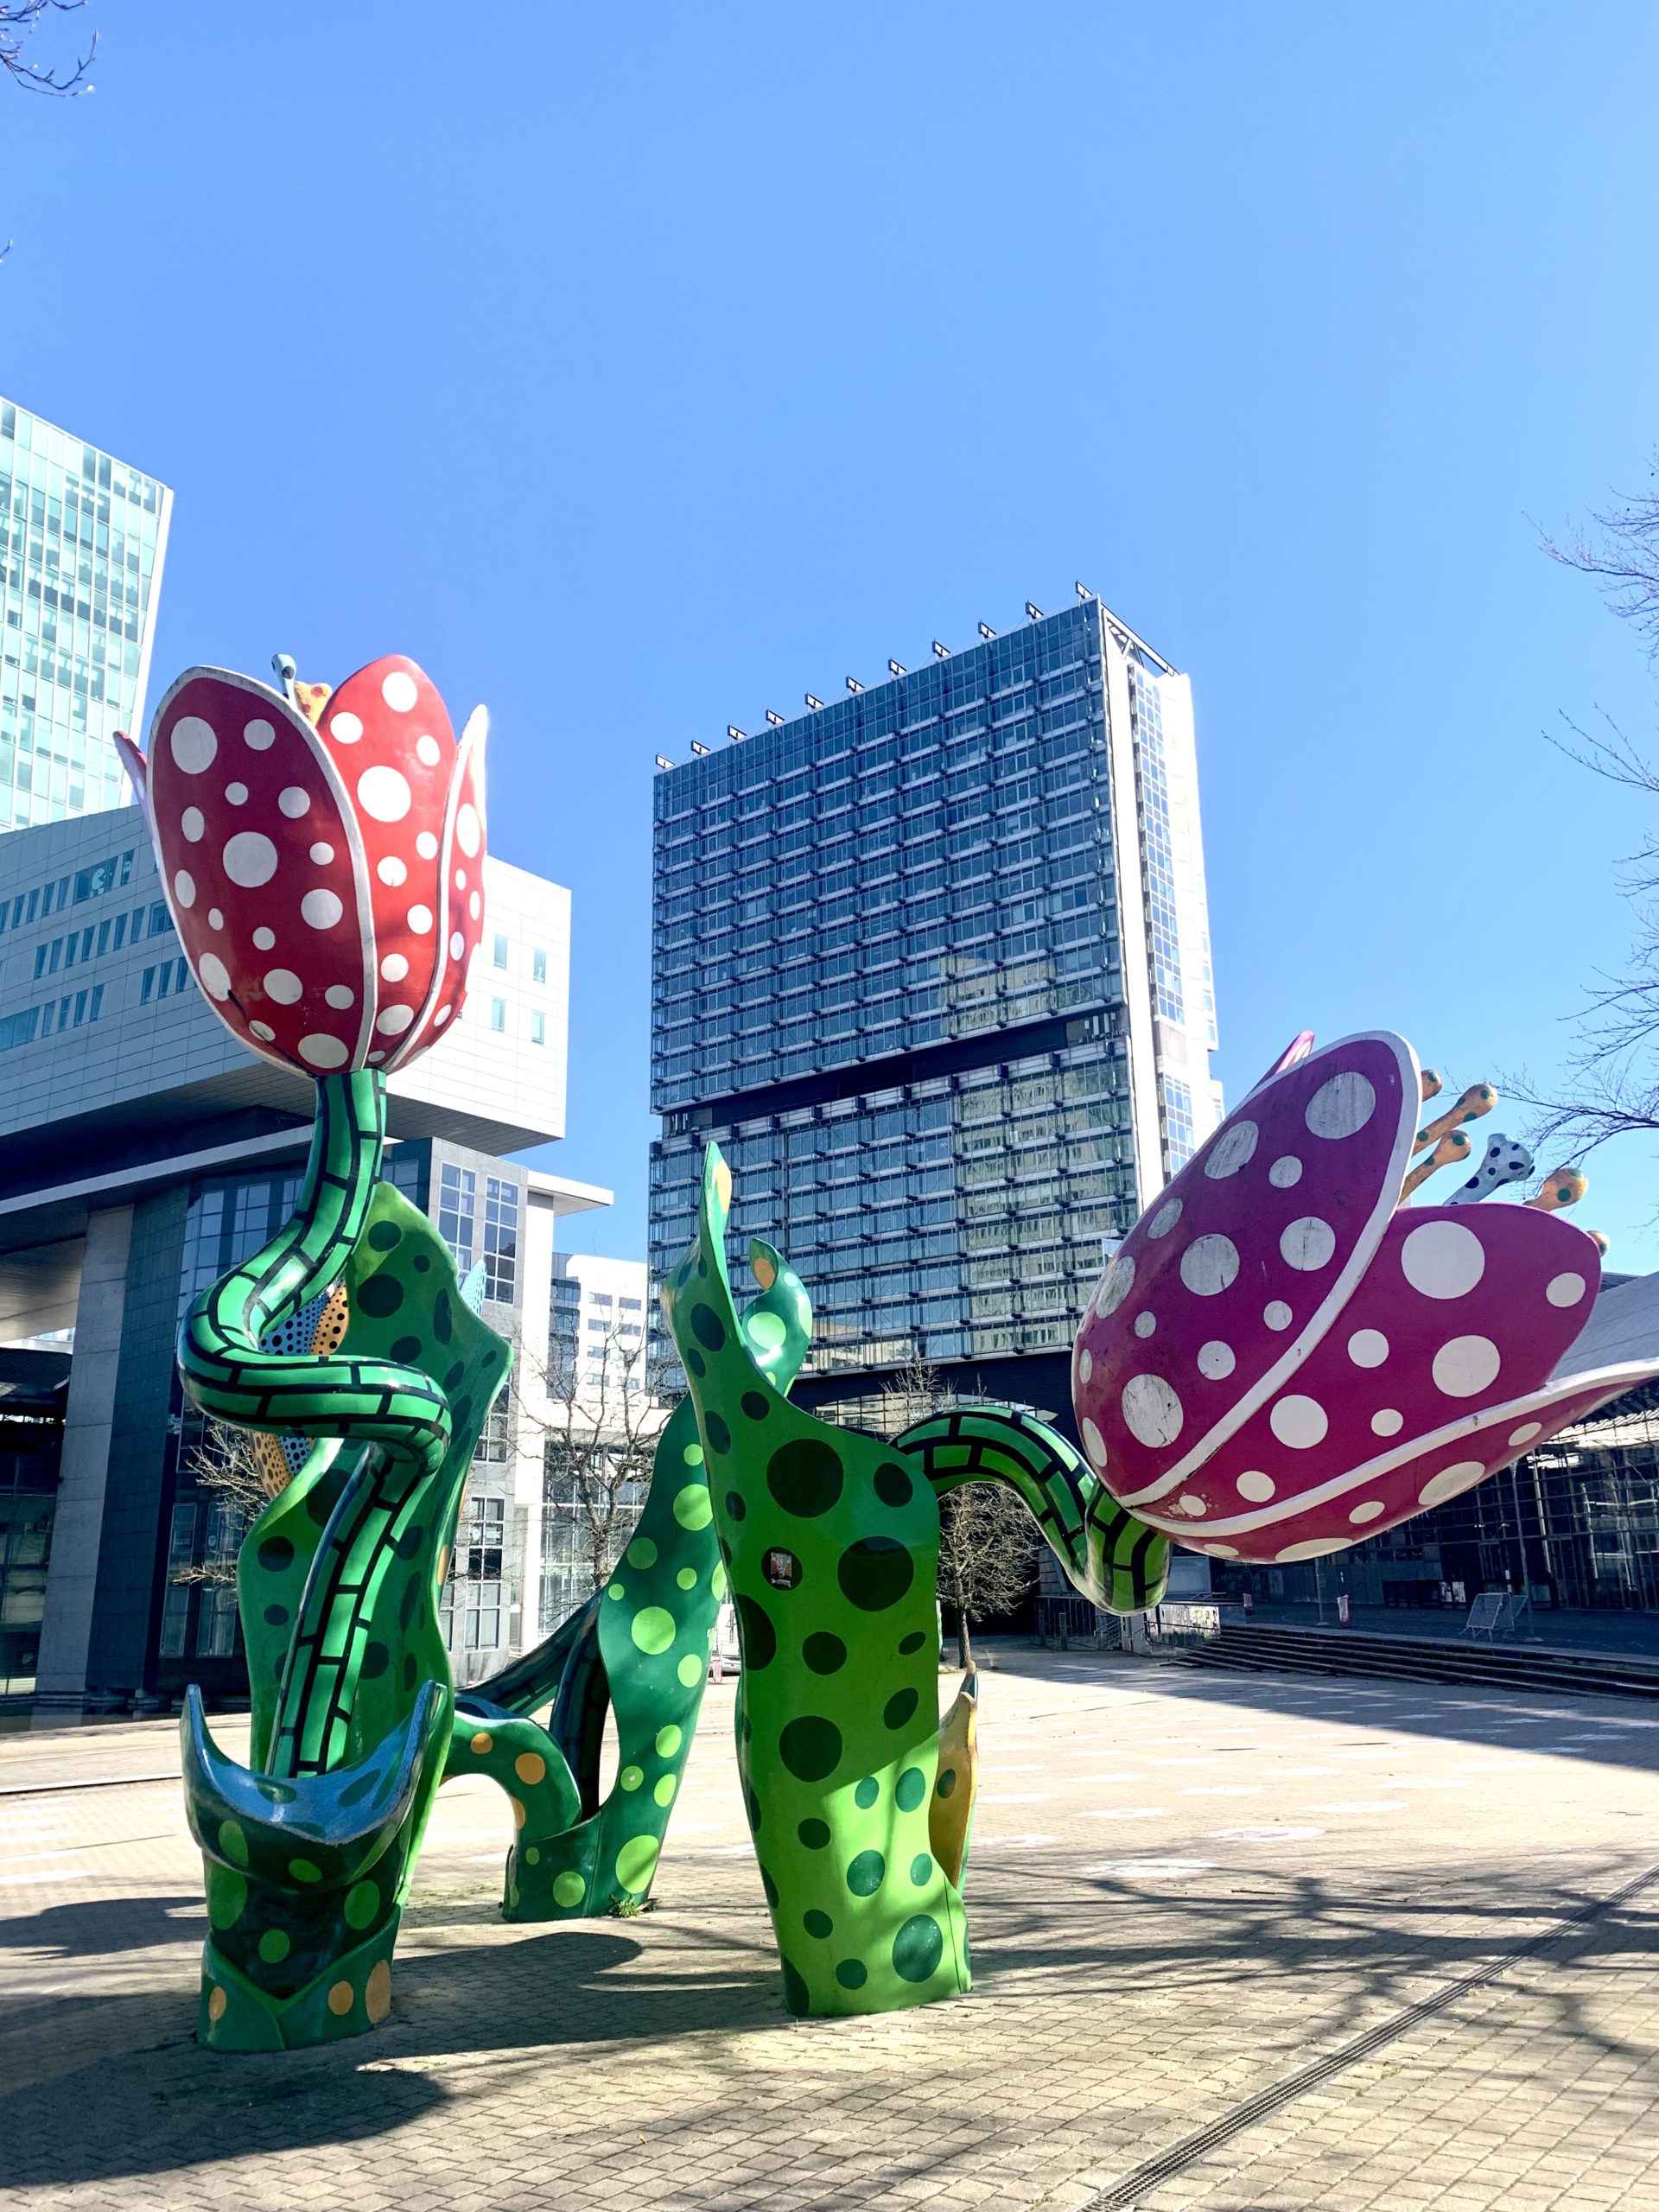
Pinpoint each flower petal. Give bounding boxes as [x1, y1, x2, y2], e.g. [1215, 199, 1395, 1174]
[144, 669, 373, 1073]
[1075, 1032, 1418, 1503]
[383, 706, 487, 1071]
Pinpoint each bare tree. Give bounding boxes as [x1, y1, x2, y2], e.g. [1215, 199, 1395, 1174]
[2, 2, 96, 96]
[174, 1418, 289, 1587]
[515, 1319, 672, 1596]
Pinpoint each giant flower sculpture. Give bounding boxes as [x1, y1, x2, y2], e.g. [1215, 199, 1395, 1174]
[116, 653, 486, 1075]
[1072, 1029, 1659, 1566]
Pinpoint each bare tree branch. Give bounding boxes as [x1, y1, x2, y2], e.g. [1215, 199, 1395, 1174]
[1, 1, 96, 96]
[173, 1419, 289, 1587]
[514, 1315, 671, 1597]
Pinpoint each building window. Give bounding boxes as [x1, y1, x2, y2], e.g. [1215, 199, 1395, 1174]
[474, 1395, 511, 1464]
[484, 1175, 519, 1300]
[529, 1009, 545, 1045]
[438, 1162, 477, 1274]
[531, 947, 548, 984]
[491, 997, 505, 1032]
[493, 933, 509, 969]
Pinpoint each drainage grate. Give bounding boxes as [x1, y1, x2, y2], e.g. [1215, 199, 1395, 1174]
[1076, 1859, 1659, 2211]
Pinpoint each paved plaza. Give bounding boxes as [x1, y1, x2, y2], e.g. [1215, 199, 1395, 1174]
[2, 1648, 1656, 2211]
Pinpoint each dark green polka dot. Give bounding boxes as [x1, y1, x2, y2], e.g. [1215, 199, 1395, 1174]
[779, 1716, 842, 1783]
[398, 1577, 421, 1630]
[804, 1909, 833, 1939]
[726, 1490, 747, 1522]
[895, 1766, 926, 1812]
[257, 1535, 293, 1573]
[781, 1956, 810, 2014]
[402, 1651, 417, 1691]
[760, 1864, 779, 1908]
[263, 1603, 289, 1628]
[937, 1767, 957, 1799]
[835, 1958, 868, 1990]
[899, 1630, 927, 1656]
[741, 1390, 770, 1421]
[846, 1849, 886, 1897]
[746, 1784, 763, 1834]
[909, 1853, 933, 1885]
[690, 1304, 726, 1351]
[803, 1630, 846, 1675]
[433, 1289, 453, 1343]
[706, 1410, 731, 1453]
[854, 1776, 879, 1808]
[360, 1641, 390, 1680]
[391, 1334, 423, 1362]
[367, 1220, 402, 1251]
[884, 1688, 919, 1731]
[798, 1818, 830, 1850]
[893, 1913, 944, 1983]
[767, 1438, 843, 1518]
[684, 1346, 706, 1379]
[736, 1593, 777, 1669]
[443, 1359, 466, 1392]
[393, 1522, 427, 1560]
[874, 1460, 913, 1508]
[412, 1251, 430, 1272]
[837, 1536, 914, 1611]
[356, 1273, 404, 1319]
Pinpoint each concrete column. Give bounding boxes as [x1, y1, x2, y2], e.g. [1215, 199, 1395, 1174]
[32, 1205, 133, 1716]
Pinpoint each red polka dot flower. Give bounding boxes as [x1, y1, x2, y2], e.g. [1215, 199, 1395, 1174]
[117, 654, 486, 1075]
[1071, 1030, 1659, 1568]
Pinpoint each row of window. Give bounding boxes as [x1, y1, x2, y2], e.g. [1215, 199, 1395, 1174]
[29, 898, 170, 976]
[437, 1162, 520, 1302]
[0, 847, 135, 933]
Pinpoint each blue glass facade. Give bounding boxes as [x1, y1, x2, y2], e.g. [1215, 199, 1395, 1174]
[0, 397, 172, 833]
[648, 599, 1218, 1377]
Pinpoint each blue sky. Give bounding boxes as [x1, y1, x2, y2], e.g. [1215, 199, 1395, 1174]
[6, 4, 1659, 1263]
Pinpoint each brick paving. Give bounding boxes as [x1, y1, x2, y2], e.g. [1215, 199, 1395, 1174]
[1, 1649, 1656, 2209]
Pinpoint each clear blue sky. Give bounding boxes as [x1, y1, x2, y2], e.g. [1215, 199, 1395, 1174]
[6, 4, 1659, 1265]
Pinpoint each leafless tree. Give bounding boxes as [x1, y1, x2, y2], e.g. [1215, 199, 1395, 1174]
[2, 1, 96, 96]
[174, 1418, 289, 1587]
[1504, 469, 1659, 1171]
[514, 1319, 672, 1594]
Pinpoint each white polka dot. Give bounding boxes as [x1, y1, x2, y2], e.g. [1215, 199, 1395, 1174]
[1371, 1408, 1403, 1437]
[1277, 1538, 1347, 1562]
[1418, 1459, 1488, 1509]
[324, 984, 355, 1009]
[468, 891, 480, 920]
[250, 1020, 276, 1041]
[1268, 1155, 1303, 1189]
[454, 869, 466, 891]
[1197, 1340, 1236, 1380]
[263, 969, 302, 1005]
[173, 870, 195, 908]
[1432, 1334, 1501, 1399]
[207, 908, 224, 931]
[1122, 1373, 1185, 1448]
[368, 1050, 386, 1065]
[1509, 1421, 1543, 1448]
[252, 926, 276, 951]
[277, 786, 311, 819]
[414, 830, 437, 860]
[1546, 1273, 1587, 1309]
[1264, 1300, 1294, 1331]
[1401, 1219, 1485, 1300]
[1270, 1394, 1328, 1449]
[356, 765, 412, 823]
[298, 1033, 351, 1070]
[456, 801, 481, 857]
[225, 782, 248, 805]
[416, 733, 442, 766]
[1077, 1347, 1093, 1386]
[378, 855, 409, 889]
[197, 952, 232, 1001]
[300, 888, 344, 930]
[1147, 1197, 1183, 1239]
[449, 930, 465, 958]
[407, 904, 434, 935]
[1281, 1217, 1336, 1271]
[169, 715, 217, 774]
[330, 712, 364, 744]
[1236, 1471, 1275, 1502]
[1348, 1329, 1389, 1368]
[1096, 1252, 1135, 1316]
[181, 806, 205, 842]
[1205, 1120, 1259, 1179]
[376, 1004, 415, 1036]
[1305, 1070, 1377, 1140]
[1180, 1234, 1239, 1297]
[1349, 1500, 1386, 1525]
[1177, 1493, 1206, 1517]
[435, 1004, 452, 1026]
[1081, 1417, 1109, 1468]
[380, 952, 409, 982]
[309, 842, 335, 866]
[1202, 1544, 1240, 1559]
[243, 718, 276, 751]
[381, 669, 419, 713]
[222, 831, 278, 887]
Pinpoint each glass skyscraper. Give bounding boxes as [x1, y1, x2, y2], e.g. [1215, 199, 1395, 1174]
[0, 396, 172, 833]
[648, 595, 1223, 1382]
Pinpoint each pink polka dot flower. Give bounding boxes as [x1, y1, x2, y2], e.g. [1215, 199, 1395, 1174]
[117, 654, 486, 1076]
[1071, 1030, 1659, 1568]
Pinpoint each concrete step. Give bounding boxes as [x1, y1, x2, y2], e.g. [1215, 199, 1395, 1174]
[1173, 1621, 1659, 1701]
